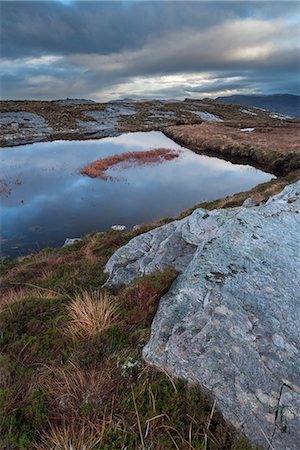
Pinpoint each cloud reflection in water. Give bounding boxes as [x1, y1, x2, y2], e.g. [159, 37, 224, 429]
[1, 131, 274, 258]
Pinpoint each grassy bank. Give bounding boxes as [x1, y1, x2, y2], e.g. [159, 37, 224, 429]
[164, 121, 300, 176]
[0, 226, 260, 449]
[178, 169, 300, 218]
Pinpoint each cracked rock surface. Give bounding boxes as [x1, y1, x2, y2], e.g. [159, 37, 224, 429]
[105, 181, 300, 449]
[76, 105, 137, 136]
[0, 111, 52, 144]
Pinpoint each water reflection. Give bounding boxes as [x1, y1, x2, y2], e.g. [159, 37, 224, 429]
[0, 131, 274, 258]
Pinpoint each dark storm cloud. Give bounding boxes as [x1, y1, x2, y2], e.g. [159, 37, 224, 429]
[1, 1, 299, 100]
[2, 1, 296, 58]
[0, 2, 292, 55]
[0, 1, 238, 58]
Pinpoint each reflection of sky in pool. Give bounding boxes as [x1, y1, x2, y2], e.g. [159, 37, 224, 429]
[0, 131, 274, 258]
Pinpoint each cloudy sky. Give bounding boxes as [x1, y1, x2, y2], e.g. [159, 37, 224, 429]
[1, 1, 299, 101]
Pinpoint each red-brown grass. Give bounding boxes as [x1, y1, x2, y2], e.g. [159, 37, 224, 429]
[81, 148, 180, 180]
[165, 122, 300, 175]
[121, 270, 178, 327]
[66, 290, 120, 339]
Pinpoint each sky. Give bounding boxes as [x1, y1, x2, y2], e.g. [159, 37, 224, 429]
[1, 0, 300, 101]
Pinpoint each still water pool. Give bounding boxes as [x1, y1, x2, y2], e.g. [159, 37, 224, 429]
[0, 131, 274, 258]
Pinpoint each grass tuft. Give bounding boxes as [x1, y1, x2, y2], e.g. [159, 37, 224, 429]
[39, 420, 104, 450]
[66, 290, 120, 339]
[38, 362, 112, 421]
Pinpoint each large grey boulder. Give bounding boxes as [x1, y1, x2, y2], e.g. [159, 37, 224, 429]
[105, 181, 300, 449]
[105, 207, 237, 286]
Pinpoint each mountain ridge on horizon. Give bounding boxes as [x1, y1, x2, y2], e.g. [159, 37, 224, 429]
[216, 93, 300, 117]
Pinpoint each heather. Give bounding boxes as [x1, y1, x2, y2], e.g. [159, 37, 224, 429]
[0, 225, 257, 449]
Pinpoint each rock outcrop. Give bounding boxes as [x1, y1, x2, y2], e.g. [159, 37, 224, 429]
[77, 105, 137, 136]
[105, 181, 300, 449]
[0, 111, 53, 145]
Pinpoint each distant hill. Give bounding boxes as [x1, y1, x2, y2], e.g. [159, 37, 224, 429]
[216, 94, 300, 118]
[54, 98, 95, 106]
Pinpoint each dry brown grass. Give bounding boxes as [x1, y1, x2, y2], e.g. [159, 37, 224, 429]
[66, 290, 120, 339]
[38, 362, 113, 419]
[39, 420, 104, 450]
[0, 287, 29, 312]
[0, 286, 61, 313]
[36, 363, 112, 449]
[80, 234, 99, 264]
[5, 256, 61, 283]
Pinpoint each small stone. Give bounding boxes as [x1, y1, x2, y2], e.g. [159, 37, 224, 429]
[240, 127, 255, 132]
[63, 238, 82, 247]
[242, 197, 257, 207]
[111, 225, 127, 231]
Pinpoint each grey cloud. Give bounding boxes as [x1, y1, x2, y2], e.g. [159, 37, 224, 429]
[0, 1, 233, 58]
[65, 19, 300, 77]
[186, 71, 300, 95]
[2, 1, 298, 58]
[1, 1, 299, 100]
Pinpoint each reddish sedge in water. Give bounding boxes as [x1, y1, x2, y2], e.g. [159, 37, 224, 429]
[81, 148, 180, 180]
